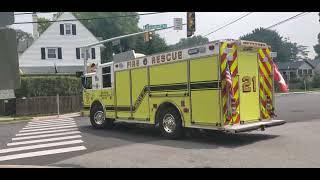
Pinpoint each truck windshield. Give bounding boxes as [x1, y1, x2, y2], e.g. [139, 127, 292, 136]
[82, 76, 92, 89]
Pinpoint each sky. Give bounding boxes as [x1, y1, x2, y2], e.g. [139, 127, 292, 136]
[11, 12, 320, 59]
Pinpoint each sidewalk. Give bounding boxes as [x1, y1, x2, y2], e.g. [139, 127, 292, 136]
[276, 91, 320, 96]
[0, 165, 61, 168]
[0, 112, 81, 124]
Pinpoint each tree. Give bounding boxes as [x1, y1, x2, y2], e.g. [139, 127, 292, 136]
[15, 29, 34, 48]
[73, 12, 169, 63]
[37, 17, 52, 35]
[169, 35, 209, 50]
[240, 28, 307, 62]
[314, 33, 320, 59]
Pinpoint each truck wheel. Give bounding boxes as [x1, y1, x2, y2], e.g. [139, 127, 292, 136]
[158, 106, 183, 139]
[90, 105, 113, 129]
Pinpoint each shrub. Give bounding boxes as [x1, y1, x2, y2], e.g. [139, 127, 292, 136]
[312, 73, 320, 88]
[15, 75, 82, 98]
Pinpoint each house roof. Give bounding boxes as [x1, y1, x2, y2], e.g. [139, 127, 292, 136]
[305, 59, 320, 68]
[277, 61, 305, 70]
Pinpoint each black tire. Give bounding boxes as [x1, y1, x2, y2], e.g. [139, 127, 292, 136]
[158, 105, 183, 139]
[90, 104, 113, 129]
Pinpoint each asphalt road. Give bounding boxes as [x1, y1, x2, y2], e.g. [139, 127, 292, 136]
[0, 92, 320, 167]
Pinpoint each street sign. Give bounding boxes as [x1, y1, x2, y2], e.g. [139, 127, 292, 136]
[112, 39, 120, 46]
[143, 24, 167, 31]
[0, 12, 14, 27]
[174, 18, 183, 30]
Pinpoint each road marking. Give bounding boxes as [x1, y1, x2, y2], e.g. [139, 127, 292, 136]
[12, 131, 81, 141]
[0, 146, 86, 162]
[31, 118, 74, 122]
[16, 128, 78, 136]
[0, 140, 83, 154]
[19, 125, 77, 133]
[29, 119, 74, 124]
[7, 135, 82, 146]
[23, 123, 76, 130]
[26, 121, 76, 127]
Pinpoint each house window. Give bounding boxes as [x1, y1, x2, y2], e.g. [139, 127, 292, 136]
[65, 24, 71, 35]
[81, 49, 91, 59]
[308, 69, 312, 75]
[298, 69, 303, 75]
[47, 48, 57, 59]
[303, 69, 308, 75]
[290, 71, 296, 78]
[79, 48, 95, 59]
[60, 24, 76, 35]
[102, 66, 111, 88]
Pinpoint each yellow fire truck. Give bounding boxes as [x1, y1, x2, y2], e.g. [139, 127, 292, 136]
[81, 39, 285, 139]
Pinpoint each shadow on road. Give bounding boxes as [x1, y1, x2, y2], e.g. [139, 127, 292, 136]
[78, 122, 279, 151]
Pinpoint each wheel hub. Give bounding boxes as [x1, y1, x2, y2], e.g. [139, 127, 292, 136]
[163, 114, 176, 133]
[94, 111, 105, 125]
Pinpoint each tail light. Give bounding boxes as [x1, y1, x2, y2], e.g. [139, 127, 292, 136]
[266, 96, 272, 110]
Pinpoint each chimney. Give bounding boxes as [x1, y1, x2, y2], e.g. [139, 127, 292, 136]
[32, 12, 39, 40]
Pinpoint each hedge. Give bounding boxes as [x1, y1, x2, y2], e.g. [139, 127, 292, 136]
[15, 75, 82, 98]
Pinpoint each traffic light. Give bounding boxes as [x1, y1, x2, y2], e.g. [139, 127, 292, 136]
[144, 31, 154, 42]
[187, 12, 195, 37]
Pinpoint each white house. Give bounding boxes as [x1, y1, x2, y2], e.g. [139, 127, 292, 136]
[19, 12, 104, 74]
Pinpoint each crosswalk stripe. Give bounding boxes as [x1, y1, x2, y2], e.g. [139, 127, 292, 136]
[7, 135, 82, 146]
[26, 121, 76, 127]
[23, 123, 76, 130]
[29, 119, 74, 124]
[0, 146, 86, 162]
[19, 125, 77, 133]
[0, 140, 83, 154]
[12, 131, 81, 141]
[16, 128, 78, 137]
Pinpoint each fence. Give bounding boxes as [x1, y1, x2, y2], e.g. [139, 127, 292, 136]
[15, 95, 82, 116]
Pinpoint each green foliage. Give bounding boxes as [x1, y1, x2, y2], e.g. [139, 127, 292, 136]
[72, 12, 169, 63]
[15, 29, 33, 46]
[37, 17, 52, 35]
[289, 77, 301, 83]
[15, 76, 82, 98]
[314, 33, 320, 59]
[169, 35, 209, 50]
[312, 73, 320, 88]
[240, 28, 308, 62]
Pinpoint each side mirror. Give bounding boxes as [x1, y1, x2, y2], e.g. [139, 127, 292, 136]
[81, 76, 86, 88]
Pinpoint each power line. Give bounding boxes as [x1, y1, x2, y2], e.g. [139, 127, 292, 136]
[265, 12, 310, 29]
[14, 12, 54, 16]
[203, 12, 253, 37]
[13, 12, 168, 24]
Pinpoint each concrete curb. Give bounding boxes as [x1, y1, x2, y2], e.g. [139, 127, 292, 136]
[32, 112, 81, 121]
[276, 91, 320, 96]
[0, 165, 61, 168]
[0, 113, 81, 124]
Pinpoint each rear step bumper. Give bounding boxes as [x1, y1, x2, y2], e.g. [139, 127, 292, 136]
[223, 120, 286, 133]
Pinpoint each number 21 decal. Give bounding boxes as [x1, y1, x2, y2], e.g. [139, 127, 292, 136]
[242, 76, 256, 93]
